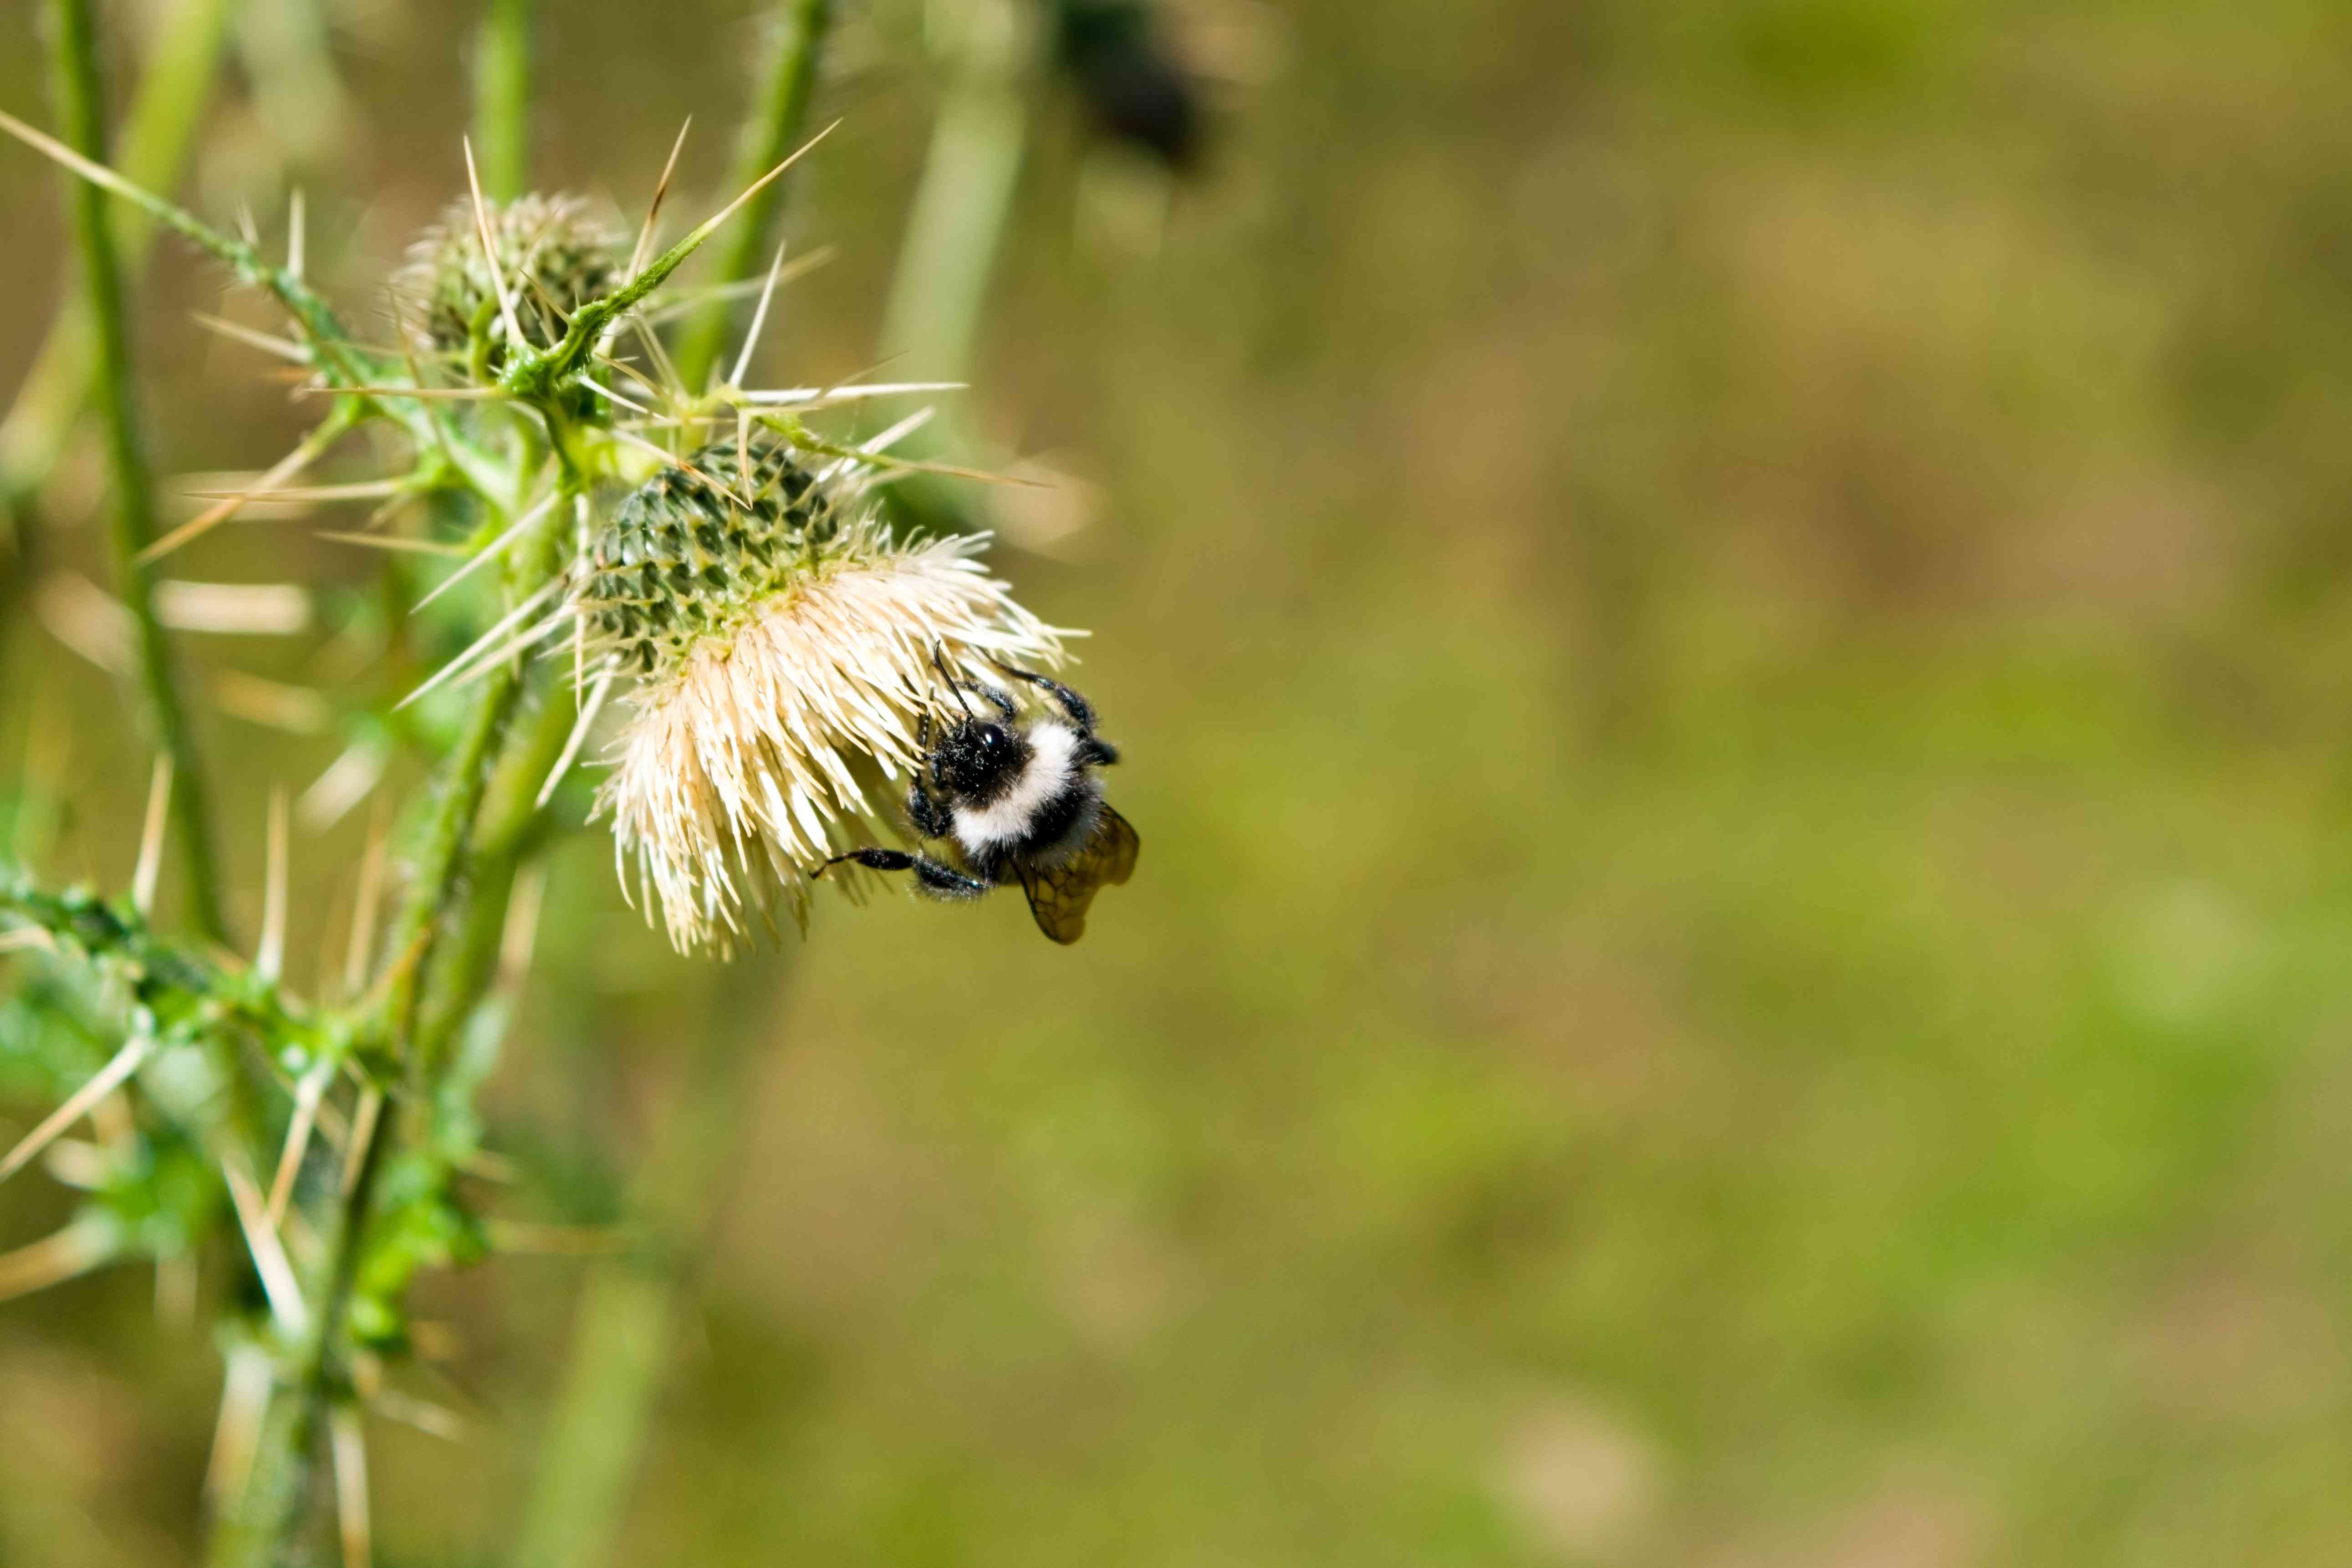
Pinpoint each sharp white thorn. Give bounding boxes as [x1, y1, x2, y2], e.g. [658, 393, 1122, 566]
[461, 137, 525, 352]
[205, 1343, 274, 1507]
[498, 863, 547, 993]
[577, 376, 653, 415]
[862, 407, 937, 455]
[727, 243, 789, 389]
[341, 1086, 383, 1197]
[444, 609, 572, 692]
[132, 753, 173, 917]
[394, 578, 562, 710]
[297, 742, 386, 834]
[343, 804, 391, 998]
[257, 787, 290, 984]
[331, 1405, 372, 1568]
[628, 117, 694, 284]
[0, 1034, 154, 1186]
[737, 381, 964, 406]
[537, 666, 617, 808]
[221, 1154, 309, 1336]
[265, 1058, 334, 1228]
[0, 1216, 115, 1302]
[413, 489, 559, 612]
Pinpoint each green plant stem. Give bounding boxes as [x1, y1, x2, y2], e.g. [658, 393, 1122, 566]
[0, 0, 238, 517]
[874, 0, 1035, 534]
[232, 0, 350, 172]
[670, 0, 835, 393]
[384, 557, 561, 1077]
[413, 675, 581, 1064]
[43, 0, 230, 947]
[473, 0, 534, 202]
[880, 19, 1030, 383]
[512, 957, 781, 1568]
[209, 504, 571, 1568]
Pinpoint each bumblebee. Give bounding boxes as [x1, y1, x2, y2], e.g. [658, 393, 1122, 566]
[821, 654, 1138, 943]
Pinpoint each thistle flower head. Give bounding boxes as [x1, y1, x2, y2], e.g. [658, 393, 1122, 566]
[397, 193, 624, 364]
[580, 437, 1069, 953]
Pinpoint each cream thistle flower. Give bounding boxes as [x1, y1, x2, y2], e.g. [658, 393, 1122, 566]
[574, 437, 1070, 953]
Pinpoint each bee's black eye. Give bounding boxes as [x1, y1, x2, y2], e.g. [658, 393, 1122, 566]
[977, 725, 1005, 751]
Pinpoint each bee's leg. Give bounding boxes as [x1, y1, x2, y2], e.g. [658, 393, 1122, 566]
[987, 659, 1098, 733]
[1075, 736, 1119, 766]
[813, 848, 990, 901]
[816, 848, 915, 878]
[936, 675, 1016, 720]
[906, 778, 954, 839]
[907, 856, 992, 901]
[930, 643, 1015, 719]
[965, 680, 1018, 720]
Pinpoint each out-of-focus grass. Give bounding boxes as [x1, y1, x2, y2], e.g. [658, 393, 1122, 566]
[9, 0, 2352, 1563]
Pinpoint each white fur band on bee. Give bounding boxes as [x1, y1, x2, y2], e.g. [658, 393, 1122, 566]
[952, 721, 1082, 853]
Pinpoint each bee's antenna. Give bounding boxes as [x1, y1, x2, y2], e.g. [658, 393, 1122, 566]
[931, 642, 973, 719]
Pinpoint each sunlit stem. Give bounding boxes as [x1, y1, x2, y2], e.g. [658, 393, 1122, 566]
[673, 0, 835, 390]
[472, 0, 534, 202]
[42, 0, 229, 944]
[0, 0, 236, 516]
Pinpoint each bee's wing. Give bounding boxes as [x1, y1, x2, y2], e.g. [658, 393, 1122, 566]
[1016, 804, 1140, 945]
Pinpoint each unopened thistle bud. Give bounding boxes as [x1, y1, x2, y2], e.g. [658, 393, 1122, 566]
[579, 437, 1070, 953]
[397, 193, 624, 365]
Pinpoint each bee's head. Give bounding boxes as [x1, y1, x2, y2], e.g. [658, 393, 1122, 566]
[922, 645, 1030, 800]
[931, 714, 1025, 800]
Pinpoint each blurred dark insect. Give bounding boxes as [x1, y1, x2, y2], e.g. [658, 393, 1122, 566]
[1051, 0, 1201, 167]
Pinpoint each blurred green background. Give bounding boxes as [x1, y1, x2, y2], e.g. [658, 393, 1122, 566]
[10, 0, 2352, 1562]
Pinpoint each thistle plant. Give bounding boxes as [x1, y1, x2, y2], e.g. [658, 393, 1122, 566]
[0, 0, 1208, 1560]
[0, 0, 1155, 1561]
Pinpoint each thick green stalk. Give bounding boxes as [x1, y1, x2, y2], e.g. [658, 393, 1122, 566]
[670, 0, 835, 392]
[879, 51, 1028, 381]
[233, 0, 350, 171]
[512, 958, 780, 1568]
[473, 0, 534, 202]
[209, 502, 570, 1568]
[43, 0, 229, 945]
[383, 559, 561, 1075]
[412, 674, 581, 1067]
[0, 0, 238, 514]
[873, 0, 1034, 534]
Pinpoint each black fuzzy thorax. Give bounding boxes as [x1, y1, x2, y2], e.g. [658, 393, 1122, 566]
[927, 718, 1101, 877]
[929, 719, 1031, 805]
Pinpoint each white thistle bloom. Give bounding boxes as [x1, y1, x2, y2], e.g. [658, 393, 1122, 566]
[579, 439, 1068, 952]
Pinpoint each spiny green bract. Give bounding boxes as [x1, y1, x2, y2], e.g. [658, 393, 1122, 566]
[580, 436, 860, 675]
[398, 192, 624, 366]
